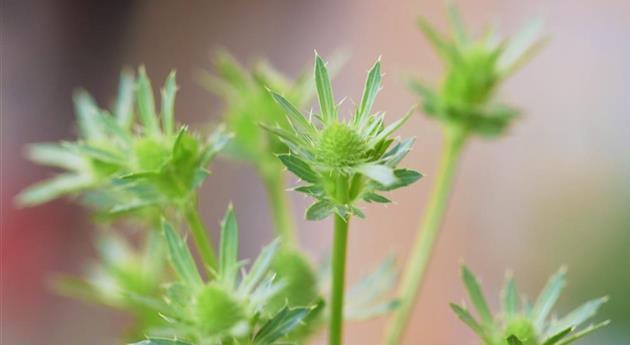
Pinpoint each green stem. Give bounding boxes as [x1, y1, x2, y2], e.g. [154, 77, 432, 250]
[330, 213, 350, 345]
[184, 198, 218, 270]
[383, 127, 466, 345]
[261, 163, 297, 246]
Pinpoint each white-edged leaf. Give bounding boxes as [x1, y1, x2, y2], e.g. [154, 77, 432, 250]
[115, 69, 135, 129]
[314, 54, 336, 123]
[162, 220, 202, 287]
[219, 204, 239, 288]
[161, 70, 177, 136]
[136, 66, 160, 136]
[461, 266, 494, 327]
[26, 143, 85, 171]
[15, 173, 92, 207]
[356, 59, 382, 125]
[532, 267, 567, 330]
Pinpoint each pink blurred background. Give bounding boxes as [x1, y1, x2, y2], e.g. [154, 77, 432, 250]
[1, 0, 628, 344]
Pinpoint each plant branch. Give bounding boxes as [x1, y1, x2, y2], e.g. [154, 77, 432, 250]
[330, 213, 350, 345]
[260, 161, 297, 247]
[184, 197, 218, 271]
[383, 126, 466, 345]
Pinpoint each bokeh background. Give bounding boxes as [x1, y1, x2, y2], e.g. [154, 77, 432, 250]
[1, 0, 628, 344]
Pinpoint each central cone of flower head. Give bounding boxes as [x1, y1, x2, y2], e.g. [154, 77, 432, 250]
[503, 317, 538, 345]
[316, 123, 367, 169]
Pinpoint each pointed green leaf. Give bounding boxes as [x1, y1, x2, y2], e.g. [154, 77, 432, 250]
[450, 303, 492, 343]
[501, 273, 518, 318]
[26, 143, 85, 171]
[73, 90, 104, 140]
[136, 66, 160, 136]
[370, 107, 415, 146]
[269, 91, 315, 135]
[542, 327, 574, 345]
[532, 267, 567, 329]
[219, 204, 239, 288]
[417, 17, 456, 61]
[555, 321, 610, 345]
[161, 70, 177, 136]
[461, 266, 494, 327]
[314, 54, 336, 123]
[162, 220, 202, 287]
[499, 18, 546, 77]
[356, 59, 382, 125]
[253, 305, 312, 345]
[115, 69, 135, 129]
[446, 1, 467, 45]
[239, 239, 280, 295]
[546, 296, 608, 337]
[16, 174, 92, 207]
[363, 192, 391, 203]
[278, 154, 318, 183]
[305, 200, 335, 221]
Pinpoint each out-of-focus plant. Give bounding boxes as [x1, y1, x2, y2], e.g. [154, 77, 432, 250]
[17, 67, 229, 269]
[451, 266, 608, 345]
[266, 53, 421, 345]
[384, 4, 548, 344]
[53, 231, 167, 338]
[129, 206, 318, 345]
[199, 52, 317, 245]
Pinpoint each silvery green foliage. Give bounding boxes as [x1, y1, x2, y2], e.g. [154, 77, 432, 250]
[17, 68, 229, 220]
[408, 3, 546, 138]
[452, 266, 608, 345]
[129, 206, 316, 345]
[265, 54, 422, 220]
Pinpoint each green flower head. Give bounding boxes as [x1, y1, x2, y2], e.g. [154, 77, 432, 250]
[265, 54, 422, 220]
[137, 206, 315, 345]
[452, 266, 609, 345]
[408, 3, 547, 138]
[17, 67, 229, 220]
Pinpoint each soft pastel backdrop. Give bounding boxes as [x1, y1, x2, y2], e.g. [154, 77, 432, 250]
[1, 1, 628, 344]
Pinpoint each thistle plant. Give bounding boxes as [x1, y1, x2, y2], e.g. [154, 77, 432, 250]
[384, 5, 547, 344]
[452, 266, 608, 345]
[266, 53, 421, 345]
[129, 206, 318, 345]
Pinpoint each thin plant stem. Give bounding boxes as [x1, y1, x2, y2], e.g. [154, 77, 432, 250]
[184, 197, 218, 270]
[383, 126, 466, 345]
[260, 162, 297, 246]
[330, 213, 350, 345]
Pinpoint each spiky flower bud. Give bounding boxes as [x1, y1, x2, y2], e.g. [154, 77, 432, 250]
[17, 67, 229, 220]
[265, 54, 422, 220]
[408, 3, 546, 138]
[452, 266, 608, 345]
